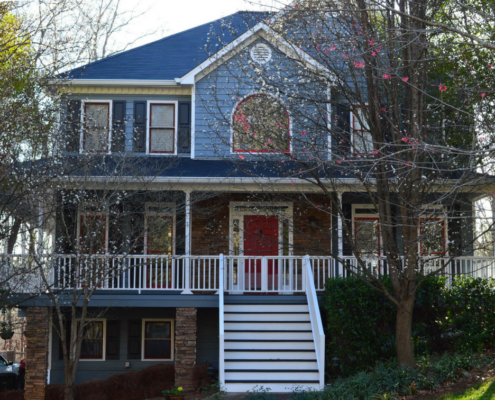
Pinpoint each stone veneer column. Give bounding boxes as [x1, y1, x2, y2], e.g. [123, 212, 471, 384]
[175, 307, 197, 391]
[24, 307, 50, 400]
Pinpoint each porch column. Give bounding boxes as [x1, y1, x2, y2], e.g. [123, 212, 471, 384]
[182, 190, 193, 294]
[175, 307, 197, 392]
[24, 307, 50, 400]
[492, 195, 495, 258]
[337, 191, 344, 277]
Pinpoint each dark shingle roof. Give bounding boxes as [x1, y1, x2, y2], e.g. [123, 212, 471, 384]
[63, 11, 269, 81]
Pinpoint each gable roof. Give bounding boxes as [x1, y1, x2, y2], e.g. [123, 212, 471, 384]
[62, 11, 270, 81]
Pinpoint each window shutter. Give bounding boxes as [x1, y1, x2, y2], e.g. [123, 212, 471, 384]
[178, 102, 191, 154]
[133, 102, 146, 153]
[335, 104, 351, 154]
[127, 320, 141, 359]
[66, 100, 81, 153]
[112, 101, 126, 152]
[106, 320, 120, 360]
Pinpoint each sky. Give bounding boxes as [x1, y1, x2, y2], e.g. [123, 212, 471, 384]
[119, 0, 289, 51]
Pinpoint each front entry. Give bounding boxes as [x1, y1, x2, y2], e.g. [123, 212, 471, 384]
[243, 216, 279, 291]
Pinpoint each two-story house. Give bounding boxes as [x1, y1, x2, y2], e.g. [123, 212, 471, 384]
[13, 8, 494, 398]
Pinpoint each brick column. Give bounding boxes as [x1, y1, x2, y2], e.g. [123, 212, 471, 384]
[175, 307, 197, 391]
[24, 307, 50, 400]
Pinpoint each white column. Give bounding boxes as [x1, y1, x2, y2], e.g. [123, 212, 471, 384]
[337, 191, 344, 277]
[182, 190, 193, 294]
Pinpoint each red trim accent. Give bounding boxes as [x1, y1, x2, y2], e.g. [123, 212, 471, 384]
[149, 103, 176, 154]
[146, 215, 174, 288]
[82, 102, 110, 153]
[420, 218, 446, 255]
[354, 217, 381, 256]
[232, 94, 291, 153]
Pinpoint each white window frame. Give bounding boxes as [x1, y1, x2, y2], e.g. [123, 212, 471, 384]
[141, 318, 174, 361]
[229, 201, 294, 256]
[146, 101, 179, 155]
[77, 318, 106, 361]
[144, 203, 176, 255]
[351, 105, 373, 156]
[352, 204, 381, 256]
[80, 100, 113, 154]
[229, 93, 292, 155]
[77, 204, 109, 254]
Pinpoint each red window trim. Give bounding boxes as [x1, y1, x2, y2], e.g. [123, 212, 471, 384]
[146, 215, 174, 289]
[143, 320, 172, 359]
[232, 94, 291, 154]
[419, 218, 446, 255]
[352, 105, 374, 156]
[83, 102, 110, 153]
[79, 214, 107, 254]
[354, 217, 381, 256]
[149, 103, 176, 154]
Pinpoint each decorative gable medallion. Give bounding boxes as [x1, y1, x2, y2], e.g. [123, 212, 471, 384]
[250, 43, 272, 64]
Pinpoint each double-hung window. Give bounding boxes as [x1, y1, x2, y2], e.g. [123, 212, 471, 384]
[79, 319, 106, 360]
[78, 204, 108, 254]
[352, 106, 373, 155]
[420, 218, 446, 255]
[148, 102, 177, 154]
[82, 101, 112, 153]
[145, 203, 175, 288]
[142, 319, 173, 361]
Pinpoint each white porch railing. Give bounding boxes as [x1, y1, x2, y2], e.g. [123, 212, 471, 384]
[304, 255, 325, 389]
[2, 254, 495, 294]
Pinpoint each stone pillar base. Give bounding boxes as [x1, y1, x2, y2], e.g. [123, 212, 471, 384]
[175, 307, 197, 392]
[24, 307, 50, 400]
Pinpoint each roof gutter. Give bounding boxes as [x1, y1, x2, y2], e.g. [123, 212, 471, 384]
[49, 79, 179, 86]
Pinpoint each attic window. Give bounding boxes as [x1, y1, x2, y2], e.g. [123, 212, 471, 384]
[232, 94, 290, 153]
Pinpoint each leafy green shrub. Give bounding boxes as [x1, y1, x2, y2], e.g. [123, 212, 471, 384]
[444, 276, 495, 351]
[289, 352, 495, 400]
[323, 275, 446, 375]
[243, 386, 277, 400]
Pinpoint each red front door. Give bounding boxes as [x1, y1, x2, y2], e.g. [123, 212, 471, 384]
[243, 216, 279, 291]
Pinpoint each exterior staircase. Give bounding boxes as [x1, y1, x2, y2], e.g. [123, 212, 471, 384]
[223, 302, 320, 392]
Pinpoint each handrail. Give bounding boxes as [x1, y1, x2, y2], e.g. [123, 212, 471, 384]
[304, 255, 325, 389]
[218, 253, 225, 387]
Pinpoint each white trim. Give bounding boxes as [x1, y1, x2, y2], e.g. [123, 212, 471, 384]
[144, 202, 176, 255]
[179, 23, 332, 85]
[146, 100, 179, 156]
[230, 92, 293, 155]
[141, 318, 174, 362]
[52, 79, 179, 86]
[229, 201, 293, 256]
[80, 100, 113, 154]
[77, 318, 107, 362]
[76, 204, 110, 253]
[352, 204, 381, 256]
[191, 86, 196, 159]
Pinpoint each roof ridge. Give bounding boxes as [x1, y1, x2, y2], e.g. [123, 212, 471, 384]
[66, 11, 271, 78]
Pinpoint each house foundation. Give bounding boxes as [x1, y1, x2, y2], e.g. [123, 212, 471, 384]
[174, 307, 197, 391]
[24, 307, 50, 400]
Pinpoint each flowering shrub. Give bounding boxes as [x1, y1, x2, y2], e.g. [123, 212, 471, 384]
[162, 385, 184, 396]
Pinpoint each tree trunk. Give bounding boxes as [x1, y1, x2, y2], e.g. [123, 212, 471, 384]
[64, 380, 75, 400]
[396, 296, 416, 368]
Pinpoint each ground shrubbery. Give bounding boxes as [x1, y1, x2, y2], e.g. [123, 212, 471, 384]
[290, 352, 495, 400]
[44, 364, 174, 400]
[323, 276, 495, 376]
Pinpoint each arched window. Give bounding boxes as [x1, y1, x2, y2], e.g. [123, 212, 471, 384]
[232, 94, 290, 153]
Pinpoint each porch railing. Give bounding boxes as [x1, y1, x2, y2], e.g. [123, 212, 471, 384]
[2, 254, 495, 294]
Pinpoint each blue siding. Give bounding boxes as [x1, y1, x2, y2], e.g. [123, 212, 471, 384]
[194, 38, 328, 159]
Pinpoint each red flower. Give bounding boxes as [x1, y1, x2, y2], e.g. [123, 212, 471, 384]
[439, 83, 447, 92]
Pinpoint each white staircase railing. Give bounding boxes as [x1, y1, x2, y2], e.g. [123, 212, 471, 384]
[304, 255, 325, 389]
[218, 253, 225, 387]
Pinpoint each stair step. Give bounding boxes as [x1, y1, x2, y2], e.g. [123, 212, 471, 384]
[225, 341, 315, 350]
[225, 331, 313, 340]
[225, 361, 318, 370]
[225, 322, 312, 331]
[224, 304, 308, 313]
[225, 313, 310, 322]
[225, 369, 318, 373]
[225, 382, 320, 392]
[226, 371, 319, 380]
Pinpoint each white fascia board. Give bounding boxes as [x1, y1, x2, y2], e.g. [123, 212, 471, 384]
[178, 22, 333, 85]
[50, 79, 179, 86]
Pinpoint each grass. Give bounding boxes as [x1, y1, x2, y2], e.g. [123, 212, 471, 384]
[434, 378, 495, 399]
